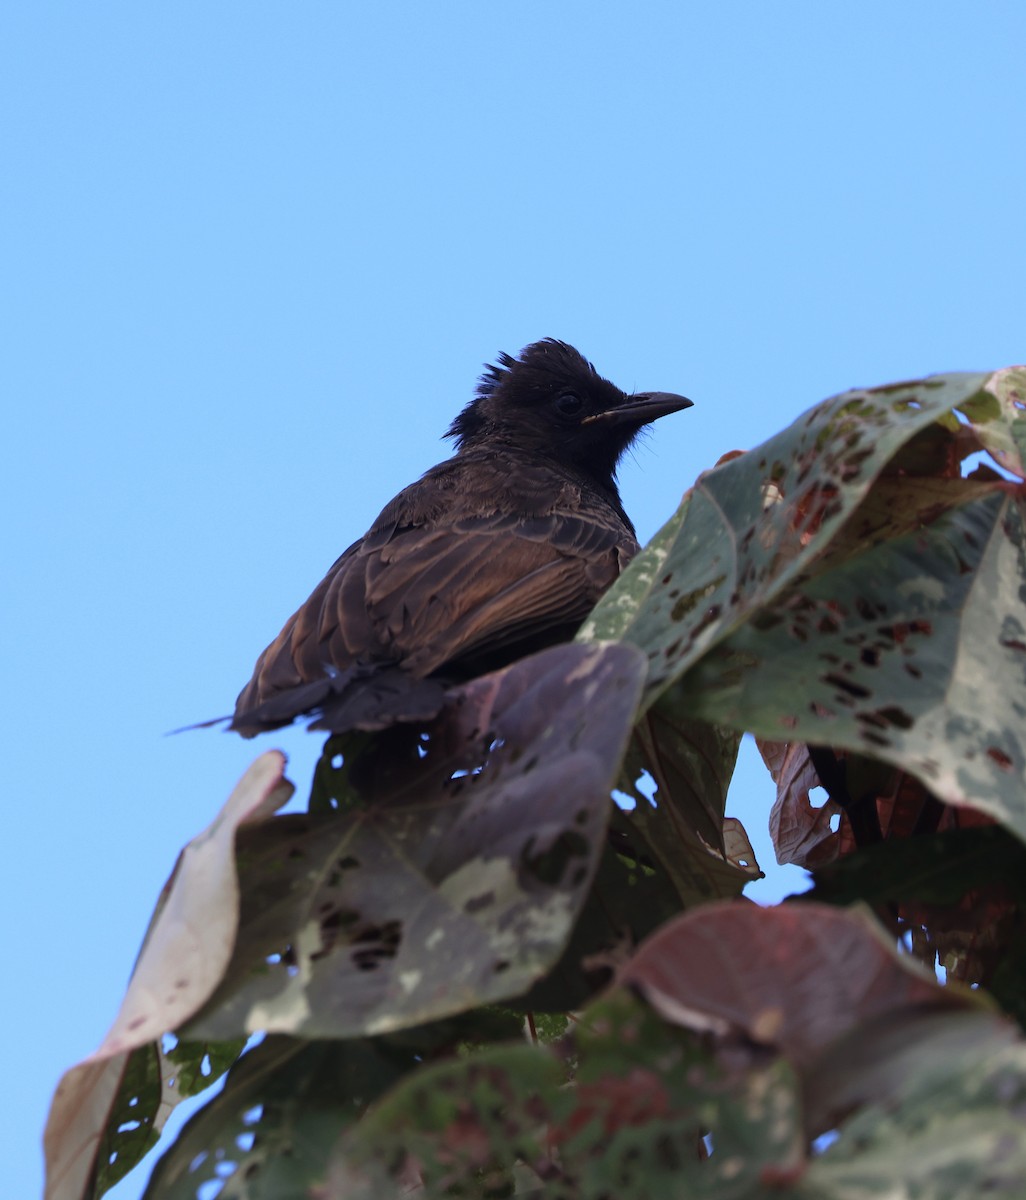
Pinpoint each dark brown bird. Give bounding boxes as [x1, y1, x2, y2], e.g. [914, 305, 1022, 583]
[231, 339, 691, 736]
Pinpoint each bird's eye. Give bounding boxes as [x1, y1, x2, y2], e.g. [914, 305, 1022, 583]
[555, 393, 584, 416]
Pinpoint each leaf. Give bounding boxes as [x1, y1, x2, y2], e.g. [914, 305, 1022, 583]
[803, 823, 1026, 1012]
[90, 1038, 245, 1197]
[965, 365, 1026, 479]
[619, 901, 975, 1066]
[516, 701, 757, 1012]
[617, 696, 759, 898]
[805, 1009, 1026, 1198]
[760, 738, 842, 868]
[303, 905, 1024, 1200]
[186, 643, 648, 1041]
[44, 753, 294, 1200]
[581, 369, 1026, 841]
[680, 489, 1026, 840]
[805, 824, 1026, 910]
[581, 371, 995, 708]
[325, 989, 805, 1199]
[141, 1020, 522, 1200]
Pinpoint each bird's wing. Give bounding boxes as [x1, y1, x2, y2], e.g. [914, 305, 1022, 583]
[363, 511, 631, 675]
[232, 507, 633, 721]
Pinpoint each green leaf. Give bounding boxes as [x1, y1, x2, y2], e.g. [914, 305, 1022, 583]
[518, 704, 756, 1013]
[804, 1010, 1026, 1198]
[186, 643, 647, 1041]
[680, 491, 1026, 840]
[326, 990, 805, 1200]
[581, 371, 994, 709]
[92, 1046, 163, 1196]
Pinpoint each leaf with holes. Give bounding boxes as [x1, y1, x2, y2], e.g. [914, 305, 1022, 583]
[678, 488, 1026, 840]
[616, 695, 760, 902]
[517, 699, 757, 1012]
[185, 643, 647, 1041]
[580, 371, 997, 708]
[760, 738, 843, 868]
[142, 1016, 522, 1200]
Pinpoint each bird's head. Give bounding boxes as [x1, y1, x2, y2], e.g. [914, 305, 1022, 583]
[446, 339, 692, 484]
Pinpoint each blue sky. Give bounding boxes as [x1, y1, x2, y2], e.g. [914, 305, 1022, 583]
[5, 4, 1025, 1196]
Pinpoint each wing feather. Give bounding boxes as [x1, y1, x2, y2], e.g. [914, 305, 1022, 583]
[232, 454, 637, 725]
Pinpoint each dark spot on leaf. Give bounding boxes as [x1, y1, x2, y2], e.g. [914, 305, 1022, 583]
[464, 891, 495, 915]
[694, 604, 723, 635]
[856, 598, 887, 621]
[987, 747, 1014, 770]
[493, 960, 510, 974]
[524, 831, 589, 886]
[753, 611, 784, 631]
[350, 920, 402, 971]
[860, 731, 891, 748]
[671, 576, 725, 621]
[823, 673, 872, 700]
[860, 647, 880, 667]
[877, 706, 914, 729]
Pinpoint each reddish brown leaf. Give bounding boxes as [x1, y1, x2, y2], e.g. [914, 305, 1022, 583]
[619, 901, 972, 1066]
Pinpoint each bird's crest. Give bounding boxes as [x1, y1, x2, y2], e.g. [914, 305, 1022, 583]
[448, 339, 601, 448]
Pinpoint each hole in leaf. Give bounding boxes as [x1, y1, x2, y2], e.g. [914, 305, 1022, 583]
[612, 790, 637, 812]
[808, 785, 829, 809]
[960, 448, 1022, 481]
[812, 1130, 840, 1155]
[828, 813, 840, 833]
[634, 769, 658, 808]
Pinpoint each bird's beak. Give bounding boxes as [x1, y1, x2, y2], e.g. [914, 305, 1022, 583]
[583, 391, 694, 427]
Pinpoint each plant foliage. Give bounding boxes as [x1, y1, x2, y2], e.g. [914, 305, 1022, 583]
[45, 367, 1026, 1198]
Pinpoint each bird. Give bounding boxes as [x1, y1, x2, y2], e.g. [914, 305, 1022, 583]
[230, 339, 691, 737]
